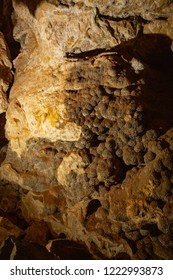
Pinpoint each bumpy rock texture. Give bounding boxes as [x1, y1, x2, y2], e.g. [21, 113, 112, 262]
[0, 0, 173, 259]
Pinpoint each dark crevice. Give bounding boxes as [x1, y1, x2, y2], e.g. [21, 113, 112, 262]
[103, 19, 116, 38]
[15, 0, 44, 16]
[0, 114, 8, 149]
[156, 16, 170, 20]
[66, 48, 110, 60]
[96, 6, 141, 24]
[121, 233, 138, 254]
[0, 0, 21, 60]
[141, 224, 162, 237]
[96, 9, 150, 35]
[6, 75, 14, 99]
[113, 252, 131, 260]
[63, 32, 149, 60]
[0, 238, 15, 260]
[0, 0, 20, 108]
[0, 208, 29, 230]
[50, 240, 93, 260]
[59, 1, 70, 8]
[86, 199, 102, 217]
[98, 13, 150, 25]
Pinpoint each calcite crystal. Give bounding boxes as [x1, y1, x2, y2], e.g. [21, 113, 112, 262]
[0, 0, 173, 259]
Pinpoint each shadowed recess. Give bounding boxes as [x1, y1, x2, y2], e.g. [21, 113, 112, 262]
[0, 0, 20, 59]
[15, 0, 45, 15]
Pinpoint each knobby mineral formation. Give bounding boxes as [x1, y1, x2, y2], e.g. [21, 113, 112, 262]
[0, 0, 173, 259]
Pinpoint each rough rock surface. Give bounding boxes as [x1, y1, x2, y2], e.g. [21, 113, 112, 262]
[0, 32, 12, 114]
[0, 0, 173, 259]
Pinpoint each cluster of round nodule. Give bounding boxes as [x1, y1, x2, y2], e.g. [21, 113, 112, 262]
[63, 73, 173, 191]
[65, 85, 146, 165]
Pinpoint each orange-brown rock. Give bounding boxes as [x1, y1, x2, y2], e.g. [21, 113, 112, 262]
[0, 0, 173, 259]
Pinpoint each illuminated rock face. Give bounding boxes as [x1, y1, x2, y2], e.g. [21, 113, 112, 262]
[0, 0, 173, 259]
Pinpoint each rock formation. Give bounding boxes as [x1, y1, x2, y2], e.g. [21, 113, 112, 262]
[0, 0, 173, 259]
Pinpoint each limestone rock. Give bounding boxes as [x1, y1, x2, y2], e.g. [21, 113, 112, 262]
[0, 32, 12, 113]
[144, 17, 173, 40]
[43, 0, 173, 20]
[0, 0, 173, 259]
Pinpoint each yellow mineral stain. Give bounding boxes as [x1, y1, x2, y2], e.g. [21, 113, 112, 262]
[35, 107, 60, 127]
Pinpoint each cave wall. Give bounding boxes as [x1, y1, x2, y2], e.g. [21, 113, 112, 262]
[0, 0, 173, 259]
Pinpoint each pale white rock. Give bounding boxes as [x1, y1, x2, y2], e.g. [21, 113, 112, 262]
[57, 153, 85, 186]
[131, 58, 144, 74]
